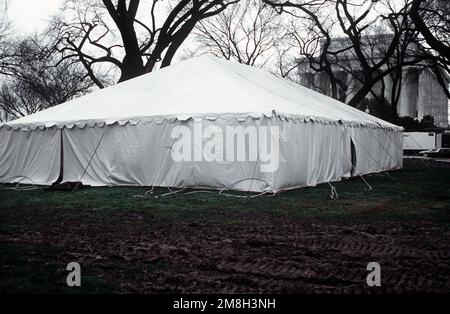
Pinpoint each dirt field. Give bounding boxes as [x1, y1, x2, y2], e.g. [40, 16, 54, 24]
[1, 159, 449, 293]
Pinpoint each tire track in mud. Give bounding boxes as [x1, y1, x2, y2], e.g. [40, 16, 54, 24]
[2, 218, 450, 293]
[183, 223, 450, 293]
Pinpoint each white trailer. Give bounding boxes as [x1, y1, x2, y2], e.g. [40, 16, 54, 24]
[403, 132, 436, 150]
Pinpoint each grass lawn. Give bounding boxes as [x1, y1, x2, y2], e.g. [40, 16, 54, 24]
[1, 159, 449, 293]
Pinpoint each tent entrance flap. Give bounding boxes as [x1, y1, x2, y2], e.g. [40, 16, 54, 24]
[54, 129, 64, 185]
[350, 139, 357, 177]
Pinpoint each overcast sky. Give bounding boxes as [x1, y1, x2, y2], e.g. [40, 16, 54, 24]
[8, 0, 64, 34]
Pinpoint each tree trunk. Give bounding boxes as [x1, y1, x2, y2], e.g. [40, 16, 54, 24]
[347, 79, 377, 108]
[160, 21, 197, 68]
[119, 54, 144, 82]
[118, 22, 145, 82]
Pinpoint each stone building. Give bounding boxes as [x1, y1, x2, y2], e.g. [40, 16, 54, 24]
[298, 35, 449, 127]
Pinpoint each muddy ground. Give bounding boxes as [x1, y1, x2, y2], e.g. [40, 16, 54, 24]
[2, 217, 450, 293]
[1, 160, 449, 293]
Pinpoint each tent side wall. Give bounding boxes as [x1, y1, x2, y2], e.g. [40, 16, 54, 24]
[61, 117, 276, 192]
[347, 126, 403, 176]
[274, 122, 351, 191]
[0, 127, 61, 185]
[60, 117, 403, 192]
[0, 117, 403, 192]
[269, 121, 403, 192]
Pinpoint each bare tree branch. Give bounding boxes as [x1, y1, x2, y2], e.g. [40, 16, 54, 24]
[51, 0, 240, 85]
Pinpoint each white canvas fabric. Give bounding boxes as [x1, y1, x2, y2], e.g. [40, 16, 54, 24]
[0, 56, 403, 192]
[0, 127, 61, 185]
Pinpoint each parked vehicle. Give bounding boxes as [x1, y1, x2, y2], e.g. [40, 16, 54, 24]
[418, 148, 450, 158]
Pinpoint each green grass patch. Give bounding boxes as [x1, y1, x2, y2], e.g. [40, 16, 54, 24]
[1, 168, 449, 226]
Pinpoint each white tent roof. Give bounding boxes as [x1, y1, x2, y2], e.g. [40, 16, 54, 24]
[3, 55, 401, 130]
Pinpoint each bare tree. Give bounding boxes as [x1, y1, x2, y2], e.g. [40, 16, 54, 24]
[282, 5, 349, 101]
[0, 0, 18, 76]
[51, 0, 240, 87]
[265, 0, 450, 115]
[193, 0, 284, 67]
[410, 0, 450, 60]
[409, 0, 450, 98]
[0, 37, 96, 121]
[263, 0, 431, 109]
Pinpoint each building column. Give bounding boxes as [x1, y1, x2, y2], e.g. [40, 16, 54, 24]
[397, 69, 418, 118]
[417, 68, 449, 127]
[335, 71, 348, 101]
[299, 72, 316, 90]
[346, 71, 362, 104]
[383, 75, 394, 104]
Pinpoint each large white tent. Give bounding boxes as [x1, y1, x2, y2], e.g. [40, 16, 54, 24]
[0, 56, 403, 193]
